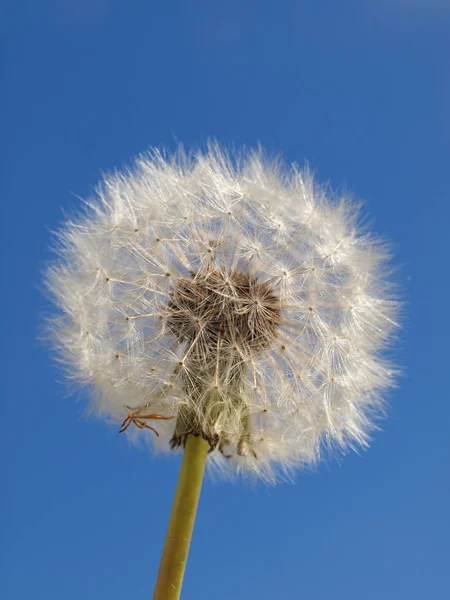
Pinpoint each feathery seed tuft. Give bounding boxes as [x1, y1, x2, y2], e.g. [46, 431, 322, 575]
[44, 145, 399, 482]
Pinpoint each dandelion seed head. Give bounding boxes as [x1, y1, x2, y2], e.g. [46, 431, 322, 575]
[45, 145, 399, 482]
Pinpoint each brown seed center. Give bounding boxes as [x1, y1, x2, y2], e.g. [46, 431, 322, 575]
[166, 268, 281, 354]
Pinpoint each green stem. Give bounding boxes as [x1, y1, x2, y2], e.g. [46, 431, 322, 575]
[153, 435, 209, 600]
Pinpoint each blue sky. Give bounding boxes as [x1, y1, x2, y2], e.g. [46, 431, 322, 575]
[1, 1, 449, 599]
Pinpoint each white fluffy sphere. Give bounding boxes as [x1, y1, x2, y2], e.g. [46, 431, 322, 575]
[45, 145, 399, 482]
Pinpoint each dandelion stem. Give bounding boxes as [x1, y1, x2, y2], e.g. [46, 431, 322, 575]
[153, 435, 209, 600]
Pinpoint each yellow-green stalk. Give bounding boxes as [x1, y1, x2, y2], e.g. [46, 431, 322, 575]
[153, 435, 209, 600]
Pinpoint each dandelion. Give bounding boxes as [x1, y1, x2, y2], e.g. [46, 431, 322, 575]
[45, 144, 399, 598]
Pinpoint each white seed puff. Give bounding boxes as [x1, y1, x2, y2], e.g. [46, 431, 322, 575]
[45, 145, 399, 482]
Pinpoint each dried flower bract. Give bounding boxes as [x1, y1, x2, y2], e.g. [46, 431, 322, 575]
[45, 144, 399, 481]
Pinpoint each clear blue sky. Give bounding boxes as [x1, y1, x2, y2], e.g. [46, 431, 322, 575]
[1, 2, 449, 599]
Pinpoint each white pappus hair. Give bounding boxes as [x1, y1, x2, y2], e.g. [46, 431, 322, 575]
[45, 145, 399, 482]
